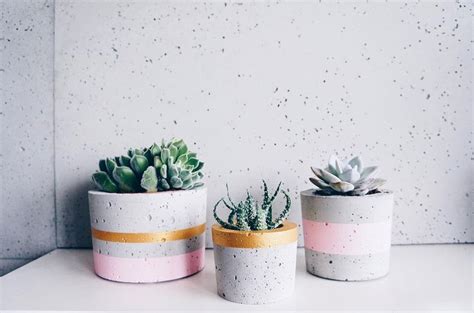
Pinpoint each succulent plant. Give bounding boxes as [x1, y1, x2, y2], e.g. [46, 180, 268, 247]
[213, 180, 291, 231]
[92, 139, 204, 193]
[309, 155, 386, 196]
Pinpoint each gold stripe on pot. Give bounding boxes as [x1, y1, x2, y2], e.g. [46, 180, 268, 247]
[212, 222, 298, 249]
[91, 223, 206, 243]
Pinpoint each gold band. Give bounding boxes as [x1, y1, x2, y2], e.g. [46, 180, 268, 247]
[92, 223, 206, 243]
[212, 222, 298, 249]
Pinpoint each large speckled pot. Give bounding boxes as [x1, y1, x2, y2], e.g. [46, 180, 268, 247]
[212, 222, 297, 305]
[301, 189, 394, 281]
[88, 187, 207, 283]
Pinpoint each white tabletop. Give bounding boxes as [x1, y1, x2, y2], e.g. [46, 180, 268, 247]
[1, 245, 472, 311]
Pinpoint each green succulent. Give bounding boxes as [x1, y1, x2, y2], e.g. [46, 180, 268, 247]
[92, 139, 204, 193]
[213, 180, 291, 231]
[310, 155, 385, 196]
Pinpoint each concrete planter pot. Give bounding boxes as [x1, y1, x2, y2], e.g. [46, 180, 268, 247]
[212, 222, 297, 304]
[88, 187, 207, 283]
[301, 189, 394, 281]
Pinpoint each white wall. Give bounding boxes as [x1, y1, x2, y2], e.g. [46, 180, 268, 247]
[0, 2, 471, 272]
[0, 0, 55, 275]
[54, 0, 472, 248]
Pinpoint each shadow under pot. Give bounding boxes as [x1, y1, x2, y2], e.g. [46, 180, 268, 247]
[212, 222, 297, 305]
[300, 189, 394, 281]
[88, 187, 207, 283]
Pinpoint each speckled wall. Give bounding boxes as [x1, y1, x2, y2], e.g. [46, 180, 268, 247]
[0, 0, 55, 275]
[54, 0, 472, 248]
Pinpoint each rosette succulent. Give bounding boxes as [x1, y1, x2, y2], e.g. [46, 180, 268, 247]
[213, 180, 291, 231]
[310, 155, 385, 196]
[92, 139, 204, 193]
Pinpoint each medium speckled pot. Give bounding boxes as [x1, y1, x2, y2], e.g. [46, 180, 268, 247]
[212, 222, 297, 305]
[301, 189, 394, 281]
[88, 187, 207, 283]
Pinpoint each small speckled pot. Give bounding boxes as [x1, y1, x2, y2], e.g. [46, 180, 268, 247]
[88, 187, 207, 283]
[212, 222, 297, 305]
[301, 189, 394, 281]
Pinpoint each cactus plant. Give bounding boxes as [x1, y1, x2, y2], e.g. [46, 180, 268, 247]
[309, 155, 385, 196]
[92, 139, 204, 193]
[213, 181, 291, 231]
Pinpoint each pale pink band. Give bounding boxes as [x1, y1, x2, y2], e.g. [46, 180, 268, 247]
[303, 219, 391, 255]
[93, 248, 205, 283]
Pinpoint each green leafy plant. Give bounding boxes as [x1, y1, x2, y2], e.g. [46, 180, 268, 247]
[92, 139, 204, 193]
[309, 155, 385, 196]
[213, 181, 291, 231]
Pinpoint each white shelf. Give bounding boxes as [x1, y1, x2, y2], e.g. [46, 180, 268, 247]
[1, 245, 472, 311]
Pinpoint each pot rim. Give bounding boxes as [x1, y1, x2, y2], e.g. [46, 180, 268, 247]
[212, 221, 297, 249]
[300, 188, 393, 199]
[88, 185, 206, 197]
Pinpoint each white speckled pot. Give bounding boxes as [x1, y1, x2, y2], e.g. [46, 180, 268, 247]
[212, 222, 297, 305]
[88, 187, 207, 283]
[301, 189, 394, 281]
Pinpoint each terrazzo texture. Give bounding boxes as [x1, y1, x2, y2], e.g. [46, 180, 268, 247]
[301, 189, 393, 280]
[304, 249, 390, 281]
[51, 1, 471, 248]
[0, 0, 55, 275]
[213, 243, 297, 304]
[89, 188, 206, 282]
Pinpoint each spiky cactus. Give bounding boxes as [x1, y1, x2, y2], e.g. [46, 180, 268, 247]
[92, 139, 204, 193]
[309, 155, 385, 196]
[213, 181, 291, 231]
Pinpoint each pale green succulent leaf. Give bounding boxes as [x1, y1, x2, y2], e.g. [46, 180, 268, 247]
[140, 166, 158, 192]
[169, 145, 178, 160]
[154, 156, 162, 169]
[161, 148, 170, 164]
[170, 176, 183, 189]
[160, 164, 167, 179]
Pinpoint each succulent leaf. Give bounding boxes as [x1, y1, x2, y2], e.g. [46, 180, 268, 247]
[193, 161, 204, 172]
[119, 155, 131, 167]
[213, 181, 291, 231]
[92, 171, 119, 193]
[130, 154, 149, 176]
[309, 177, 331, 190]
[157, 178, 171, 191]
[178, 144, 188, 156]
[176, 153, 188, 165]
[330, 181, 354, 193]
[187, 158, 199, 169]
[149, 143, 161, 156]
[99, 160, 107, 172]
[169, 145, 178, 160]
[105, 158, 117, 176]
[161, 148, 170, 164]
[348, 156, 363, 173]
[160, 164, 168, 179]
[168, 164, 179, 178]
[154, 156, 163, 169]
[170, 176, 183, 189]
[92, 139, 204, 193]
[112, 166, 139, 193]
[309, 155, 385, 196]
[339, 167, 360, 184]
[140, 166, 158, 192]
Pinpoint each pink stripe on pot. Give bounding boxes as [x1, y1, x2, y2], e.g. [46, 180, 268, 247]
[303, 219, 391, 255]
[93, 247, 205, 283]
